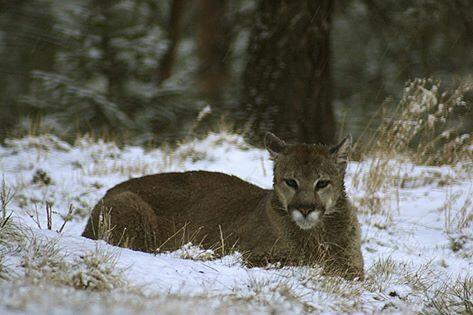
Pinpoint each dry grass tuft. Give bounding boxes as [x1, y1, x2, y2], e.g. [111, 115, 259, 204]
[0, 219, 25, 280]
[21, 237, 68, 283]
[92, 205, 116, 243]
[0, 181, 25, 280]
[0, 206, 127, 294]
[69, 247, 126, 291]
[1, 178, 16, 220]
[356, 77, 472, 165]
[424, 277, 473, 315]
[351, 78, 472, 225]
[173, 243, 216, 261]
[20, 237, 126, 292]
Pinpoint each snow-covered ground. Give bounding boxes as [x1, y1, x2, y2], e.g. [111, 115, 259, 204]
[0, 133, 472, 314]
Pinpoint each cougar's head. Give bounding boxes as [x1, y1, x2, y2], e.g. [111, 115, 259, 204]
[265, 132, 351, 230]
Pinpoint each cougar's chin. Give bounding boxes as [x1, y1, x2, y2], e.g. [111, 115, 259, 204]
[291, 210, 320, 230]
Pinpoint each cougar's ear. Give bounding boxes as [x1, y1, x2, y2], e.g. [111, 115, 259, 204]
[265, 132, 287, 158]
[329, 135, 352, 165]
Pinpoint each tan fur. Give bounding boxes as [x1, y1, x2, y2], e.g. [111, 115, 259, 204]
[82, 133, 364, 280]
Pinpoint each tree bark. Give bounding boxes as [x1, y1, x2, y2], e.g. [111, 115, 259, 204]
[241, 0, 336, 145]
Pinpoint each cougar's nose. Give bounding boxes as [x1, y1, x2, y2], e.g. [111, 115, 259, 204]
[298, 207, 314, 216]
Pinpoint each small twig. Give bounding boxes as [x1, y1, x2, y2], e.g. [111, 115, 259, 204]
[46, 201, 53, 230]
[25, 203, 42, 229]
[0, 212, 13, 228]
[96, 205, 116, 242]
[57, 204, 74, 233]
[116, 226, 128, 247]
[219, 224, 225, 257]
[1, 177, 16, 221]
[155, 221, 190, 254]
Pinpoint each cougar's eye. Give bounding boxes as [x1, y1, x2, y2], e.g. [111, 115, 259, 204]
[284, 179, 298, 189]
[316, 180, 330, 189]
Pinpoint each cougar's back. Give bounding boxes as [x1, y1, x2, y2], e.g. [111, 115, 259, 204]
[82, 171, 270, 252]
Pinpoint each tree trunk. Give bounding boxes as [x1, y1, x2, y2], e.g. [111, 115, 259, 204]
[241, 0, 336, 145]
[94, 0, 124, 99]
[197, 0, 230, 109]
[156, 0, 184, 85]
[0, 0, 57, 137]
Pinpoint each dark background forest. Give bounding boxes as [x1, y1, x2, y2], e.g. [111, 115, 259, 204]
[0, 0, 472, 146]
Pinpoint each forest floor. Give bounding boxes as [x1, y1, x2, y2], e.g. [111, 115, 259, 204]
[0, 133, 472, 314]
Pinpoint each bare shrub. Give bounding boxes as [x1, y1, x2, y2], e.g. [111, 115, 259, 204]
[24, 201, 74, 233]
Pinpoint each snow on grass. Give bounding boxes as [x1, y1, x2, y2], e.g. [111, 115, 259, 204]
[0, 132, 472, 314]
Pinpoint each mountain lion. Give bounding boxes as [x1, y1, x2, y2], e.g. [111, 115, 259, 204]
[82, 133, 364, 280]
